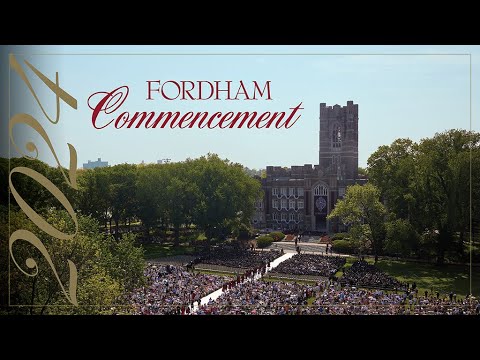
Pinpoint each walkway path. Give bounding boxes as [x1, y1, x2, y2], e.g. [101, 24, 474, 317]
[191, 252, 295, 313]
[269, 241, 350, 257]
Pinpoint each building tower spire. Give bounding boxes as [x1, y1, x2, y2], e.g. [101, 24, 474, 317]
[319, 101, 358, 180]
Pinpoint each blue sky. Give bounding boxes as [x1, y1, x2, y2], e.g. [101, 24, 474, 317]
[6, 45, 478, 170]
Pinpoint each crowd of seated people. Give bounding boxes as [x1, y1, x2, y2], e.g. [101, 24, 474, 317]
[308, 282, 479, 315]
[196, 279, 480, 315]
[273, 254, 346, 277]
[340, 260, 407, 290]
[196, 280, 312, 315]
[127, 264, 230, 315]
[126, 259, 479, 316]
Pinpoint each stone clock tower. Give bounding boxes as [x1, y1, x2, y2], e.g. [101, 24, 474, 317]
[319, 101, 358, 181]
[255, 101, 362, 233]
[316, 101, 359, 232]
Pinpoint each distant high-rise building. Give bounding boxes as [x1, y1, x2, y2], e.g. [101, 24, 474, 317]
[157, 158, 171, 164]
[83, 158, 109, 169]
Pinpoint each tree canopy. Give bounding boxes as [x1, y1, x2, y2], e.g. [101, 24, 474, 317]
[367, 129, 480, 264]
[327, 183, 386, 262]
[1, 208, 144, 314]
[74, 153, 262, 243]
[1, 152, 261, 313]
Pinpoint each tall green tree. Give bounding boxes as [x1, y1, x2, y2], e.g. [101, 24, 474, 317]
[367, 130, 480, 264]
[384, 218, 420, 257]
[367, 138, 417, 221]
[136, 164, 166, 238]
[163, 162, 198, 246]
[2, 209, 144, 314]
[415, 130, 480, 263]
[5, 158, 56, 212]
[327, 183, 386, 263]
[77, 166, 112, 231]
[107, 164, 138, 238]
[190, 154, 262, 241]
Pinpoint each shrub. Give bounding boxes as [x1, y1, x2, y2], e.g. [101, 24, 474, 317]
[268, 232, 285, 242]
[256, 235, 275, 248]
[231, 222, 254, 240]
[331, 232, 349, 241]
[331, 239, 356, 254]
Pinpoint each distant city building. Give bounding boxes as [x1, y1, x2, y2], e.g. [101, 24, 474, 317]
[83, 158, 109, 169]
[157, 158, 171, 164]
[252, 101, 366, 233]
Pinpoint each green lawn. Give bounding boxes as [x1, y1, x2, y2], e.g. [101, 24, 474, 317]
[334, 256, 478, 297]
[376, 259, 478, 298]
[143, 243, 195, 259]
[334, 256, 357, 278]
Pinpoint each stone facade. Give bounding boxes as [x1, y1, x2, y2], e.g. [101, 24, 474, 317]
[252, 101, 365, 233]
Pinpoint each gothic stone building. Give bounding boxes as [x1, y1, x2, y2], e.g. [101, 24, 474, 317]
[252, 101, 365, 233]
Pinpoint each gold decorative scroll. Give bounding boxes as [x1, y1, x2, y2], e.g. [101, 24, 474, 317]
[9, 54, 79, 306]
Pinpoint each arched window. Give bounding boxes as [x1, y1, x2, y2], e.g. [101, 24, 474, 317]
[332, 124, 342, 148]
[313, 184, 328, 196]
